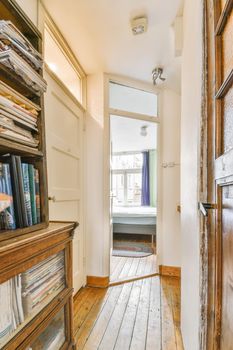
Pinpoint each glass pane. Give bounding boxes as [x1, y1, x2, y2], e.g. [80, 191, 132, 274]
[126, 173, 142, 205]
[0, 251, 65, 348]
[29, 307, 66, 350]
[112, 174, 124, 205]
[112, 153, 143, 170]
[44, 28, 81, 102]
[109, 82, 157, 116]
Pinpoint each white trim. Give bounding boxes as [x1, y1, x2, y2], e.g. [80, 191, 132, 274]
[109, 108, 159, 123]
[103, 74, 161, 276]
[105, 73, 160, 94]
[45, 64, 86, 112]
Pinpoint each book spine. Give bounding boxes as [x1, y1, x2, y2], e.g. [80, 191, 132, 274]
[34, 169, 40, 223]
[21, 163, 32, 226]
[15, 156, 28, 227]
[2, 163, 16, 229]
[10, 155, 23, 228]
[0, 169, 6, 229]
[28, 164, 37, 225]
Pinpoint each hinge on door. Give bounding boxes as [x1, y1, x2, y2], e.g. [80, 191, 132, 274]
[83, 256, 86, 267]
[198, 202, 217, 217]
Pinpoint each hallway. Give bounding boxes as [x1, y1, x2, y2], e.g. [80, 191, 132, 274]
[74, 276, 183, 349]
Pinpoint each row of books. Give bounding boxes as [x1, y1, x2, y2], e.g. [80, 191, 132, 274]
[0, 275, 24, 346]
[0, 252, 65, 347]
[21, 252, 65, 317]
[0, 155, 40, 230]
[0, 20, 47, 95]
[0, 80, 40, 148]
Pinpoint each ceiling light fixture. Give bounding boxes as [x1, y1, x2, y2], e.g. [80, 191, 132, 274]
[152, 67, 166, 85]
[140, 125, 148, 137]
[131, 17, 148, 35]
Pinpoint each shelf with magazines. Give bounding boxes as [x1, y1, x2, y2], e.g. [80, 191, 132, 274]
[0, 3, 77, 350]
[0, 221, 77, 350]
[0, 0, 49, 240]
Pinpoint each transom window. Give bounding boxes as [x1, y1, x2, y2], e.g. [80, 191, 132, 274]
[44, 24, 85, 105]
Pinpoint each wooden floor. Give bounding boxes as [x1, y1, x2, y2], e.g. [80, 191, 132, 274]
[110, 254, 158, 285]
[74, 276, 183, 350]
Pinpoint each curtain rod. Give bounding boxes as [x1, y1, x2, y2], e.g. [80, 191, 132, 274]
[112, 149, 156, 155]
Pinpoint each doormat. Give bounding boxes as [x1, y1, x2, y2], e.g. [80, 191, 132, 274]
[112, 241, 154, 258]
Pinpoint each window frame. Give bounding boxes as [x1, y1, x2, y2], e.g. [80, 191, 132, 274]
[42, 9, 87, 108]
[112, 152, 143, 207]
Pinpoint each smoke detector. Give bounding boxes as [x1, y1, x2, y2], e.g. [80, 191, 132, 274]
[131, 17, 148, 35]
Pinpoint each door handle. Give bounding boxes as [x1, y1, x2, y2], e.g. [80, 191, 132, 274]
[198, 202, 217, 217]
[48, 196, 56, 202]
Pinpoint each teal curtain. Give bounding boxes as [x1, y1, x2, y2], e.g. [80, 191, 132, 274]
[149, 150, 157, 207]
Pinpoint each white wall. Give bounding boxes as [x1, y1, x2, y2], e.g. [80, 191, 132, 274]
[158, 89, 181, 267]
[85, 73, 109, 277]
[15, 0, 38, 26]
[180, 0, 202, 349]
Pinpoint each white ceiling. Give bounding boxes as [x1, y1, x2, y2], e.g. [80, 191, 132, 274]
[110, 116, 157, 153]
[43, 0, 183, 92]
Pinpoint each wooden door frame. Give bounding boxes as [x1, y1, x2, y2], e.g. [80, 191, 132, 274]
[198, 1, 209, 348]
[103, 74, 161, 277]
[199, 0, 233, 349]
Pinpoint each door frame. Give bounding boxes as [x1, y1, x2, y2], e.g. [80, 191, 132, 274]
[103, 74, 161, 276]
[38, 3, 87, 290]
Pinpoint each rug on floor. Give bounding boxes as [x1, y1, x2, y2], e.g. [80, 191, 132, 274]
[112, 241, 154, 258]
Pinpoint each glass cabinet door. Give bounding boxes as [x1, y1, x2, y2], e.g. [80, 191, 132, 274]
[27, 308, 66, 350]
[0, 251, 66, 348]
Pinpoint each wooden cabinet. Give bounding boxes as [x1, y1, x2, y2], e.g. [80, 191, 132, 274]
[0, 221, 77, 350]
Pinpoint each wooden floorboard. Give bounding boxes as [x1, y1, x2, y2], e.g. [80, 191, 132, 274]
[74, 276, 183, 350]
[110, 254, 158, 284]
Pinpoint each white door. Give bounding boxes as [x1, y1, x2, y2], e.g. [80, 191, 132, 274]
[44, 69, 85, 293]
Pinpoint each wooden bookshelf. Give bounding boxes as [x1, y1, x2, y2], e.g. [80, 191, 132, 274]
[0, 221, 77, 350]
[0, 3, 77, 350]
[0, 0, 48, 239]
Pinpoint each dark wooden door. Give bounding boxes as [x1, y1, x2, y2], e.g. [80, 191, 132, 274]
[206, 0, 233, 349]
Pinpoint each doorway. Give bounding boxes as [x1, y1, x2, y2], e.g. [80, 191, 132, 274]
[107, 81, 159, 284]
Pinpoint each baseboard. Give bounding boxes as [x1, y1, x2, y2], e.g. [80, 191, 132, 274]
[159, 265, 181, 278]
[86, 275, 109, 288]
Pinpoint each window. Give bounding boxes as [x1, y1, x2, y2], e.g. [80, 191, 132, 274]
[44, 26, 84, 104]
[112, 153, 142, 206]
[109, 82, 157, 117]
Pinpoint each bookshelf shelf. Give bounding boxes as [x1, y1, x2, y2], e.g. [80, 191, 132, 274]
[0, 138, 44, 157]
[0, 0, 48, 237]
[0, 64, 41, 101]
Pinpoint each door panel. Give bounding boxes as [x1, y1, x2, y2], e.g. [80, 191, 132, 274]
[44, 70, 84, 294]
[223, 87, 233, 153]
[221, 184, 233, 349]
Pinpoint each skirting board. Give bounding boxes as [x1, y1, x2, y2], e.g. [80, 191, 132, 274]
[159, 265, 181, 278]
[86, 276, 109, 288]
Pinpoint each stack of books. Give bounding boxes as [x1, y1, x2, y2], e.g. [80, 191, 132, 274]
[0, 252, 65, 347]
[0, 155, 40, 230]
[0, 20, 47, 95]
[0, 81, 40, 148]
[0, 275, 24, 347]
[21, 252, 65, 317]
